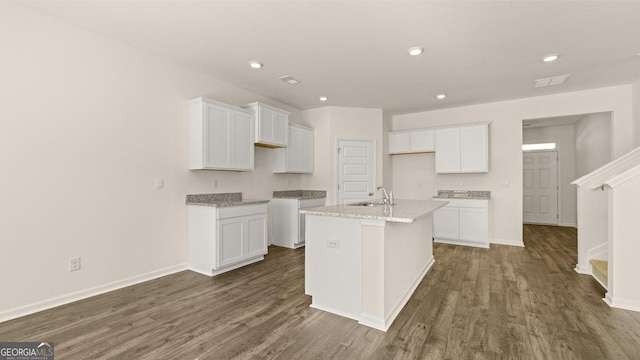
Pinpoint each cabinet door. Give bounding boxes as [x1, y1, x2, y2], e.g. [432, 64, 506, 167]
[388, 132, 410, 154]
[435, 127, 461, 173]
[204, 104, 232, 169]
[433, 207, 459, 240]
[299, 127, 314, 173]
[459, 207, 488, 243]
[272, 111, 288, 146]
[257, 108, 274, 144]
[245, 214, 267, 258]
[217, 218, 244, 268]
[287, 126, 302, 171]
[460, 124, 488, 173]
[231, 111, 254, 170]
[410, 129, 434, 152]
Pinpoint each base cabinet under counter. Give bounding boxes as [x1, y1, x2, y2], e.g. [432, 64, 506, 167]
[188, 203, 268, 276]
[271, 197, 326, 248]
[433, 198, 489, 248]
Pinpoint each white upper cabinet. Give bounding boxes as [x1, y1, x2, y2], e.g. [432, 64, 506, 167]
[273, 124, 314, 173]
[435, 123, 488, 173]
[189, 97, 255, 171]
[244, 102, 289, 147]
[460, 124, 489, 172]
[388, 129, 434, 154]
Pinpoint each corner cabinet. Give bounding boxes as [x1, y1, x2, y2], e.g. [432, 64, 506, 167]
[188, 203, 268, 276]
[433, 199, 489, 248]
[243, 102, 289, 148]
[435, 123, 488, 173]
[273, 124, 314, 173]
[388, 128, 434, 154]
[189, 97, 255, 171]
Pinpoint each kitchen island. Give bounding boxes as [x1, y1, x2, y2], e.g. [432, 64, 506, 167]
[300, 199, 448, 331]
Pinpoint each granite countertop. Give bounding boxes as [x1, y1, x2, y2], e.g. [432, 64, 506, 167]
[273, 190, 327, 200]
[186, 192, 269, 207]
[433, 190, 491, 200]
[300, 199, 449, 223]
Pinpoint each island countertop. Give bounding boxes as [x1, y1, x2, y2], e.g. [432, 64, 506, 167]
[300, 198, 448, 223]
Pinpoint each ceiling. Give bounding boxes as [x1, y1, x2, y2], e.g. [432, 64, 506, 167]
[17, 1, 640, 115]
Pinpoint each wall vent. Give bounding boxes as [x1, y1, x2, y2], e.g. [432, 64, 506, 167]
[279, 75, 300, 85]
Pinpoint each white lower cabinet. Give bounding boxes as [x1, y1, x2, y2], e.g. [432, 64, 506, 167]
[433, 199, 488, 248]
[188, 203, 267, 276]
[271, 197, 326, 248]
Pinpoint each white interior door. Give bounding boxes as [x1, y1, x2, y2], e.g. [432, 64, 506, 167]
[523, 151, 558, 224]
[337, 139, 375, 205]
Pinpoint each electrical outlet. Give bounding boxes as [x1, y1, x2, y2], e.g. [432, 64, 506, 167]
[154, 178, 164, 190]
[69, 257, 81, 272]
[326, 240, 339, 249]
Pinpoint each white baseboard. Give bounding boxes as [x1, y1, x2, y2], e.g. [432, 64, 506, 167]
[604, 294, 640, 313]
[310, 303, 360, 322]
[574, 264, 591, 275]
[434, 239, 489, 249]
[559, 222, 577, 228]
[0, 263, 188, 324]
[490, 238, 525, 247]
[358, 256, 436, 332]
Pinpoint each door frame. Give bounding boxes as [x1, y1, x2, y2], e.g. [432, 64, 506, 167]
[335, 137, 377, 205]
[522, 149, 560, 225]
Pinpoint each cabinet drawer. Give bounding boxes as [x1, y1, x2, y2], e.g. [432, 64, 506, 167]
[440, 199, 488, 208]
[217, 204, 267, 219]
[300, 197, 326, 208]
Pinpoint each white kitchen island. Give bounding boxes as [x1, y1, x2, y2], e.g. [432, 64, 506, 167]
[300, 199, 448, 332]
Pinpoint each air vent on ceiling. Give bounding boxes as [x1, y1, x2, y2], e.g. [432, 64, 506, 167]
[534, 74, 570, 88]
[279, 75, 300, 85]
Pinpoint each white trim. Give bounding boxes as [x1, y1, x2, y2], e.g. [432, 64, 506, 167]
[0, 263, 188, 324]
[434, 238, 490, 249]
[604, 294, 640, 313]
[490, 238, 525, 247]
[188, 256, 264, 277]
[574, 265, 591, 275]
[571, 146, 640, 188]
[559, 222, 577, 228]
[310, 303, 360, 322]
[358, 312, 386, 331]
[604, 164, 640, 188]
[358, 256, 435, 332]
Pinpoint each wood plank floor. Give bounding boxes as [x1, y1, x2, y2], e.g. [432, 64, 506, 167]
[2, 225, 640, 359]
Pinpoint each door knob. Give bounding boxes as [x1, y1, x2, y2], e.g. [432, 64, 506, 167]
[368, 192, 374, 196]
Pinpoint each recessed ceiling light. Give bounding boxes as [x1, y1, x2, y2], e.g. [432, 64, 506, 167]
[248, 61, 263, 69]
[542, 54, 560, 62]
[319, 96, 328, 102]
[436, 94, 446, 100]
[408, 46, 424, 56]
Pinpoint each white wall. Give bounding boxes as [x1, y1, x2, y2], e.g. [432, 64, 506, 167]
[392, 85, 635, 246]
[302, 106, 384, 205]
[523, 124, 577, 227]
[0, 2, 303, 320]
[633, 78, 640, 147]
[575, 113, 612, 178]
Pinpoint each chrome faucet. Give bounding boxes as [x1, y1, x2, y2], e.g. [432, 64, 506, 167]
[377, 186, 394, 205]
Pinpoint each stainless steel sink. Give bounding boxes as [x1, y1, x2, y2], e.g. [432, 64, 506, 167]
[352, 201, 390, 207]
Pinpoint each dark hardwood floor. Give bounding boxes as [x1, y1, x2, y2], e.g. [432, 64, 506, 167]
[2, 225, 640, 359]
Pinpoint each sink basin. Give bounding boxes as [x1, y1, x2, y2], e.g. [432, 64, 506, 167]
[352, 201, 390, 207]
